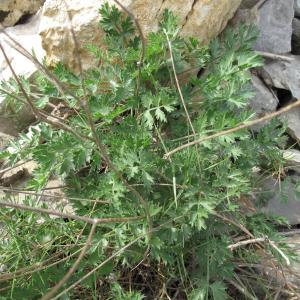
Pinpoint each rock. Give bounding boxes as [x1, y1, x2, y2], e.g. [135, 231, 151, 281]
[0, 10, 45, 82]
[292, 18, 300, 55]
[40, 179, 74, 215]
[0, 132, 14, 155]
[240, 0, 259, 9]
[180, 0, 241, 43]
[295, 0, 300, 17]
[248, 75, 278, 115]
[260, 55, 300, 99]
[0, 11, 45, 132]
[0, 160, 38, 187]
[255, 0, 294, 54]
[39, 0, 241, 72]
[0, 0, 45, 27]
[260, 175, 300, 225]
[280, 107, 300, 141]
[283, 149, 300, 173]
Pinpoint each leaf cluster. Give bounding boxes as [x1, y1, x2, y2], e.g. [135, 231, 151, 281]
[0, 5, 292, 300]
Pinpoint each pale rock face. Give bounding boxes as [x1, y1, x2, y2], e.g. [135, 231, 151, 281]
[39, 0, 241, 72]
[0, 0, 45, 27]
[0, 11, 45, 131]
[0, 11, 45, 82]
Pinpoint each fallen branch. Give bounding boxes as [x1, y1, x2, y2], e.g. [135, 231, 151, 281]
[0, 200, 144, 225]
[256, 51, 294, 62]
[228, 236, 290, 266]
[228, 237, 267, 250]
[0, 186, 110, 204]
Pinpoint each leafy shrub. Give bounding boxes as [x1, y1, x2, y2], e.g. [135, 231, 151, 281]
[0, 4, 291, 299]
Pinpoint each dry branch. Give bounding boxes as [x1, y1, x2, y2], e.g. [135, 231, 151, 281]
[0, 200, 144, 224]
[164, 100, 300, 158]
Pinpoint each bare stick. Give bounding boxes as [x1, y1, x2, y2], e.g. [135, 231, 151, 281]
[165, 32, 196, 137]
[269, 239, 290, 266]
[228, 236, 290, 265]
[256, 51, 294, 62]
[213, 212, 254, 238]
[164, 100, 300, 158]
[228, 237, 267, 250]
[227, 279, 257, 300]
[41, 222, 97, 300]
[0, 249, 82, 281]
[0, 186, 110, 204]
[0, 200, 144, 225]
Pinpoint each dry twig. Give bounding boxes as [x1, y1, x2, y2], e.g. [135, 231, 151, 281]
[164, 100, 300, 158]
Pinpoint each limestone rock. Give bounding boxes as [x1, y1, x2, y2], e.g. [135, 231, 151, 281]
[180, 0, 241, 44]
[0, 11, 45, 82]
[0, 0, 45, 27]
[255, 0, 294, 54]
[39, 0, 241, 72]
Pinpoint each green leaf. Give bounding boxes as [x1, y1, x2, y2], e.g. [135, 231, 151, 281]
[189, 288, 207, 300]
[155, 108, 167, 122]
[143, 110, 154, 129]
[210, 281, 228, 300]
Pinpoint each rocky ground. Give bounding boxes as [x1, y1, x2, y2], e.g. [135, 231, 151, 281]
[1, 0, 300, 295]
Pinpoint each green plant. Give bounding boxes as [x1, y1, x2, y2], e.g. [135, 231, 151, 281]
[0, 4, 294, 299]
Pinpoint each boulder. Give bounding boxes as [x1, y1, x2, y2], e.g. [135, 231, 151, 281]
[254, 0, 294, 54]
[260, 55, 300, 99]
[39, 0, 241, 72]
[280, 107, 300, 141]
[295, 0, 300, 17]
[292, 18, 300, 55]
[230, 0, 293, 54]
[0, 10, 45, 82]
[0, 0, 45, 27]
[248, 75, 278, 115]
